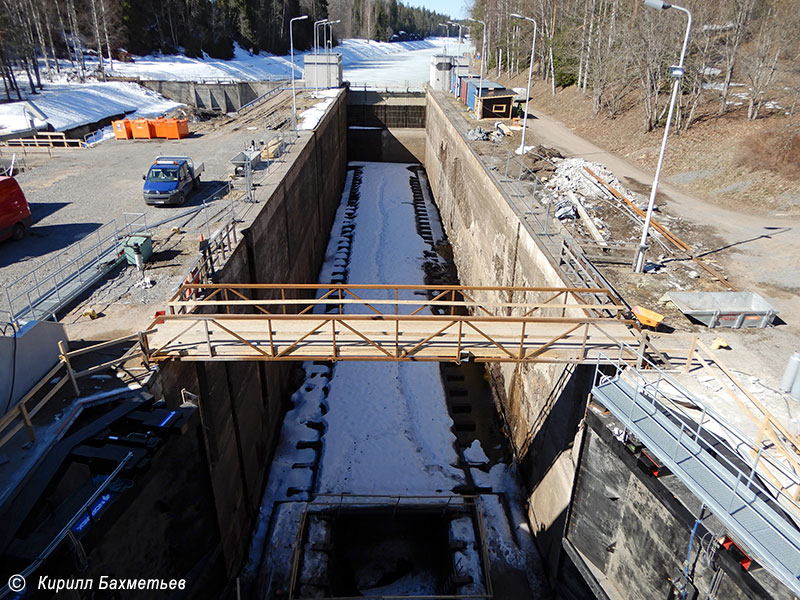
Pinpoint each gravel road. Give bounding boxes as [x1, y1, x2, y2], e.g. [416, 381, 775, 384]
[0, 89, 304, 319]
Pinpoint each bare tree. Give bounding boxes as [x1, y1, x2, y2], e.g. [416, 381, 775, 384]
[717, 0, 755, 115]
[89, 0, 105, 79]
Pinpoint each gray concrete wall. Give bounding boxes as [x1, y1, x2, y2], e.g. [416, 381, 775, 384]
[425, 87, 789, 600]
[138, 80, 284, 112]
[424, 88, 593, 579]
[567, 411, 792, 599]
[0, 320, 67, 414]
[347, 128, 426, 163]
[149, 89, 347, 576]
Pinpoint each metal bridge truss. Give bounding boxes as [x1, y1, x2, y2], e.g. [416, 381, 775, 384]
[143, 283, 637, 364]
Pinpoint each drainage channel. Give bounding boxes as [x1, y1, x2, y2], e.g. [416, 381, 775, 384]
[244, 162, 548, 600]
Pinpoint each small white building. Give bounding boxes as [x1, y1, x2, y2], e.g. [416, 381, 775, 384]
[429, 55, 452, 92]
[304, 53, 343, 89]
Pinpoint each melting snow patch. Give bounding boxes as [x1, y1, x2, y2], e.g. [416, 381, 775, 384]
[464, 440, 489, 465]
[298, 89, 340, 130]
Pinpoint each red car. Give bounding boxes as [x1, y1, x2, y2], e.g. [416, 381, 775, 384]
[0, 176, 32, 242]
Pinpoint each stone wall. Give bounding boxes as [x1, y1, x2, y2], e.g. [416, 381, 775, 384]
[150, 89, 347, 576]
[138, 80, 284, 112]
[424, 88, 594, 581]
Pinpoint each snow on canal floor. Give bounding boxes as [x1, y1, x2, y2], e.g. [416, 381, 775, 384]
[246, 162, 548, 596]
[314, 162, 462, 495]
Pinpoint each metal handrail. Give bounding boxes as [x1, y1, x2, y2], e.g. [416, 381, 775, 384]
[3, 214, 149, 322]
[592, 343, 800, 594]
[0, 452, 132, 599]
[596, 342, 800, 502]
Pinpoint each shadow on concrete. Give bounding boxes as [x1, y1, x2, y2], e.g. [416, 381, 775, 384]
[0, 222, 103, 268]
[517, 364, 593, 493]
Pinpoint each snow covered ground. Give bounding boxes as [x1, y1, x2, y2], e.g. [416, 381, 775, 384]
[1, 37, 459, 136]
[313, 162, 463, 494]
[0, 81, 179, 135]
[246, 162, 546, 596]
[106, 38, 445, 83]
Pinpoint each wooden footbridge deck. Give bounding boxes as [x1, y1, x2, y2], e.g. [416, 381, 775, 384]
[142, 284, 638, 364]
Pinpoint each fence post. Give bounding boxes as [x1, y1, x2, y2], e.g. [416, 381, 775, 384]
[59, 340, 81, 397]
[684, 335, 698, 373]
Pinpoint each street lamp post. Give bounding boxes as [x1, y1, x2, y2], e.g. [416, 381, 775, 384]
[325, 20, 340, 88]
[448, 21, 462, 59]
[313, 18, 327, 90]
[448, 21, 463, 96]
[633, 0, 692, 273]
[290, 14, 308, 134]
[511, 13, 537, 155]
[326, 19, 340, 54]
[438, 23, 449, 55]
[466, 18, 486, 118]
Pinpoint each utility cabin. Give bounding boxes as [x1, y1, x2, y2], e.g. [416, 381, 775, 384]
[477, 88, 516, 119]
[453, 73, 477, 100]
[429, 55, 453, 92]
[466, 80, 515, 119]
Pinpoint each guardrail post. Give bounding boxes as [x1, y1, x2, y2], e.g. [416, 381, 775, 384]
[19, 403, 36, 442]
[59, 340, 80, 397]
[138, 331, 151, 369]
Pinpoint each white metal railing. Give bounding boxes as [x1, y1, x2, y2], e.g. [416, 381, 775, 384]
[2, 214, 148, 322]
[593, 342, 800, 594]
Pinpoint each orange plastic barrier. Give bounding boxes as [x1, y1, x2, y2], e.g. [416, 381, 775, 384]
[112, 120, 132, 140]
[131, 119, 154, 139]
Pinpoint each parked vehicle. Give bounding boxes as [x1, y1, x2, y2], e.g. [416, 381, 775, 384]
[142, 156, 204, 206]
[0, 176, 32, 242]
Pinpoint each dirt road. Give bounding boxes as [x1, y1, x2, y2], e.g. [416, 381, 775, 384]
[530, 107, 800, 393]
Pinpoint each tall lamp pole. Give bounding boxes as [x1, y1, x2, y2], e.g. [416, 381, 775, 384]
[326, 19, 340, 53]
[448, 21, 462, 59]
[634, 0, 692, 273]
[290, 14, 308, 134]
[466, 18, 486, 118]
[448, 21, 463, 96]
[313, 18, 327, 90]
[510, 13, 537, 155]
[439, 23, 449, 55]
[325, 20, 340, 88]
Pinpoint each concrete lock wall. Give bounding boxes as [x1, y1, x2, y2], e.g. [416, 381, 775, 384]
[150, 89, 347, 576]
[567, 412, 790, 600]
[0, 320, 68, 414]
[424, 89, 595, 579]
[139, 81, 284, 112]
[347, 91, 427, 164]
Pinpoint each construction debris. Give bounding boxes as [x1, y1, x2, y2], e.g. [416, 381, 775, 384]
[546, 158, 640, 204]
[467, 126, 504, 143]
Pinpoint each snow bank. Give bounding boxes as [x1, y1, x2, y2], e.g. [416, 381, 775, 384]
[0, 81, 179, 134]
[106, 38, 441, 83]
